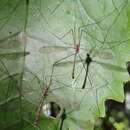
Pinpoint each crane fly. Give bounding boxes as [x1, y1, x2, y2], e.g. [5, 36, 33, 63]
[38, 0, 109, 79]
[34, 83, 50, 127]
[33, 65, 71, 127]
[81, 53, 92, 89]
[37, 0, 129, 82]
[39, 25, 82, 80]
[32, 65, 105, 129]
[54, 51, 127, 89]
[34, 65, 55, 127]
[39, 44, 114, 82]
[34, 67, 84, 130]
[51, 41, 126, 89]
[33, 83, 68, 127]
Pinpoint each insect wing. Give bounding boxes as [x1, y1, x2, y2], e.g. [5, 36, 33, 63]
[93, 60, 127, 72]
[39, 46, 73, 54]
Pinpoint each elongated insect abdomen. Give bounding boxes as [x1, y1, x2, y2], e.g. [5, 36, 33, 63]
[34, 87, 49, 126]
[34, 98, 45, 126]
[82, 54, 92, 89]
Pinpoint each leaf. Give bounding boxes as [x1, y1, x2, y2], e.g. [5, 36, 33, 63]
[0, 0, 130, 130]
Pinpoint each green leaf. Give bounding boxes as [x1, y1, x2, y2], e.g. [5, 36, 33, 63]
[0, 0, 130, 130]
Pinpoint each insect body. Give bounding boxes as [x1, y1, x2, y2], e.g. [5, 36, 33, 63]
[34, 66, 54, 127]
[82, 54, 92, 89]
[34, 85, 49, 127]
[54, 52, 127, 89]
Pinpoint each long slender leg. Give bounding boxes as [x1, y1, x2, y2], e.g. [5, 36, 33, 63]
[78, 27, 82, 47]
[77, 67, 94, 109]
[39, 10, 80, 79]
[72, 53, 86, 86]
[78, 29, 120, 61]
[47, 28, 75, 50]
[78, 25, 99, 55]
[71, 27, 78, 79]
[50, 0, 64, 14]
[59, 29, 73, 41]
[95, 89, 100, 116]
[34, 95, 46, 126]
[73, 64, 84, 86]
[54, 53, 75, 66]
[52, 24, 77, 79]
[80, 1, 128, 50]
[58, 28, 77, 77]
[72, 52, 77, 79]
[100, 4, 127, 49]
[78, 7, 118, 31]
[79, 29, 107, 59]
[34, 77, 49, 127]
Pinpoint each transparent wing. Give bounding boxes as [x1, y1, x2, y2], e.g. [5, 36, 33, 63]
[93, 60, 127, 72]
[39, 46, 73, 54]
[53, 57, 126, 73]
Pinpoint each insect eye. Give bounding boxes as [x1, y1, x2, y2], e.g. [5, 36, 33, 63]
[43, 102, 61, 118]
